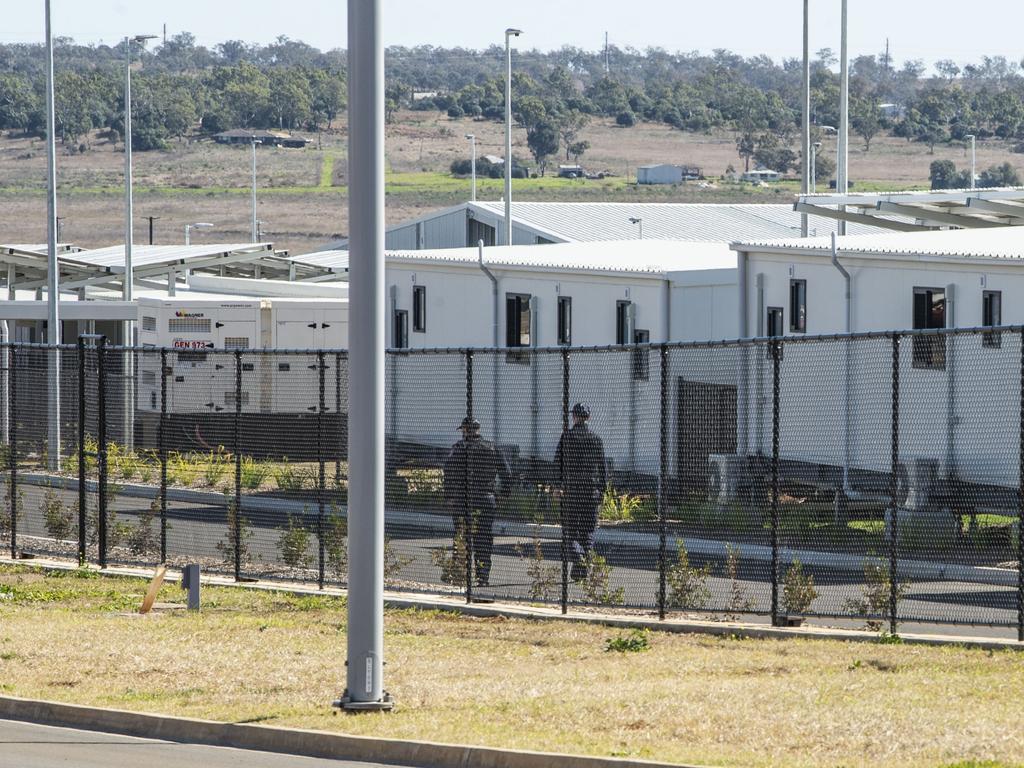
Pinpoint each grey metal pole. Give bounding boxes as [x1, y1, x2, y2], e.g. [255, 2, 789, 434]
[837, 0, 849, 235]
[966, 134, 976, 190]
[337, 0, 392, 712]
[123, 37, 137, 451]
[800, 0, 810, 237]
[251, 136, 259, 242]
[44, 0, 61, 472]
[466, 134, 477, 202]
[503, 29, 521, 246]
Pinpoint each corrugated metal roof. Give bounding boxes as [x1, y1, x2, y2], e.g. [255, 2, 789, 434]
[735, 226, 1024, 260]
[469, 201, 878, 242]
[72, 243, 274, 270]
[289, 250, 350, 271]
[386, 239, 735, 276]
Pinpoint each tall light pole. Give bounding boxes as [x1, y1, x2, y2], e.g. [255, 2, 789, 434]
[123, 33, 156, 451]
[837, 0, 850, 234]
[965, 134, 976, 190]
[629, 216, 643, 240]
[184, 222, 213, 245]
[811, 142, 822, 194]
[504, 27, 522, 246]
[800, 0, 810, 237]
[44, 0, 60, 471]
[465, 133, 477, 202]
[250, 135, 262, 242]
[337, 0, 392, 712]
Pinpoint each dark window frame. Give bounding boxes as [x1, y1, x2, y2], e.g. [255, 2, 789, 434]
[393, 308, 409, 349]
[983, 289, 1002, 348]
[632, 329, 650, 380]
[912, 287, 946, 370]
[616, 300, 632, 346]
[505, 292, 532, 363]
[789, 279, 807, 333]
[412, 285, 426, 333]
[557, 296, 572, 346]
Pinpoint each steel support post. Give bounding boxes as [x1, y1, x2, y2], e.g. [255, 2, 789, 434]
[1018, 329, 1023, 642]
[335, 352, 343, 488]
[339, 0, 392, 711]
[770, 339, 781, 626]
[77, 338, 86, 564]
[560, 347, 569, 615]
[97, 338, 108, 568]
[8, 345, 16, 559]
[233, 349, 242, 582]
[159, 348, 168, 563]
[44, 0, 61, 473]
[889, 333, 901, 636]
[318, 351, 327, 590]
[658, 344, 668, 620]
[464, 350, 474, 604]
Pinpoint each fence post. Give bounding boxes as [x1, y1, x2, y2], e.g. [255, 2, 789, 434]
[233, 349, 242, 582]
[465, 349, 473, 604]
[334, 351, 343, 488]
[889, 332, 901, 636]
[770, 338, 781, 627]
[658, 344, 668, 620]
[560, 347, 569, 615]
[7, 344, 16, 560]
[318, 350, 326, 590]
[159, 347, 168, 564]
[1018, 328, 1023, 643]
[77, 338, 86, 564]
[97, 336, 108, 569]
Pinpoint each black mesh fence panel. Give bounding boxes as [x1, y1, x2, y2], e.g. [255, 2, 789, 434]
[6, 330, 1024, 640]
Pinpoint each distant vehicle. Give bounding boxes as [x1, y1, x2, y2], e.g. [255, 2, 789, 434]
[558, 164, 585, 179]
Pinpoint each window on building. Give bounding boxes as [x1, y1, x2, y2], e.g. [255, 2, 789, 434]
[912, 287, 946, 369]
[767, 307, 784, 338]
[393, 309, 408, 349]
[983, 290, 1002, 348]
[505, 293, 531, 348]
[557, 296, 572, 346]
[468, 219, 496, 247]
[632, 329, 650, 380]
[413, 285, 426, 333]
[789, 279, 807, 333]
[616, 300, 632, 345]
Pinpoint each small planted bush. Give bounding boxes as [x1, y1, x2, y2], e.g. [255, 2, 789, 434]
[278, 514, 312, 569]
[240, 456, 269, 491]
[782, 558, 818, 616]
[666, 543, 711, 610]
[41, 488, 74, 541]
[605, 628, 650, 653]
[581, 552, 624, 606]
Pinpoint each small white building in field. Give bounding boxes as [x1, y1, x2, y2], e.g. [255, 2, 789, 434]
[637, 164, 684, 185]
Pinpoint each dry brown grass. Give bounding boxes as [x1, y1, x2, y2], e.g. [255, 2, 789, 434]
[0, 565, 1022, 767]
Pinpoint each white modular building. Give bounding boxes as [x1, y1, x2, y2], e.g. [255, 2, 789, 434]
[731, 226, 1024, 495]
[637, 164, 684, 185]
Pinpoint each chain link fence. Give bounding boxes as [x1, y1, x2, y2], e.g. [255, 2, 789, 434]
[2, 327, 1023, 637]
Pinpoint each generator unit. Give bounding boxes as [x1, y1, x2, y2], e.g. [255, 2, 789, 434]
[136, 292, 348, 417]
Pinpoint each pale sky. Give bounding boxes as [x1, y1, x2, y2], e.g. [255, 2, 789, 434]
[2, 0, 1022, 67]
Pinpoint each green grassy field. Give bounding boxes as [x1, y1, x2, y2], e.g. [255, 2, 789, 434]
[1, 564, 1023, 768]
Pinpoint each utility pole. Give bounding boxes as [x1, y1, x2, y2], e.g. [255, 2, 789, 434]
[800, 0, 810, 237]
[336, 0, 392, 712]
[504, 27, 522, 247]
[145, 216, 160, 245]
[837, 0, 850, 235]
[44, 0, 61, 472]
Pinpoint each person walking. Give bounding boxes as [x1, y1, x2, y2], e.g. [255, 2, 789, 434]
[443, 416, 512, 587]
[554, 403, 607, 581]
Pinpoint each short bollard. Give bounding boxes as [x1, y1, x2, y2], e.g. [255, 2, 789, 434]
[180, 565, 201, 611]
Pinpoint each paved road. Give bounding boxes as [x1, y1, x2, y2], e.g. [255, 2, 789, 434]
[0, 719, 403, 768]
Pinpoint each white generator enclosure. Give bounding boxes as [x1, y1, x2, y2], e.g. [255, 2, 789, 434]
[137, 294, 348, 416]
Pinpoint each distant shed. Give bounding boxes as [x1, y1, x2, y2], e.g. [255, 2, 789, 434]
[637, 164, 684, 185]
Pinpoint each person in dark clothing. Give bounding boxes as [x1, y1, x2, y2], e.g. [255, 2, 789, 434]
[553, 403, 607, 581]
[442, 416, 512, 587]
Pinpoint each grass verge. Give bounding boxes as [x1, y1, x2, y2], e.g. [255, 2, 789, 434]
[0, 564, 1022, 768]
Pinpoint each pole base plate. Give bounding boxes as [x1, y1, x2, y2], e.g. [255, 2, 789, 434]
[333, 691, 394, 713]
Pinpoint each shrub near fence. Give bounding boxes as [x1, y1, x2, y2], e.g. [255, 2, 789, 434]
[2, 327, 1023, 637]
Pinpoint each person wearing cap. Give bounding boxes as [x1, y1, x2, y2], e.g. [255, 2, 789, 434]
[553, 403, 607, 581]
[442, 416, 513, 587]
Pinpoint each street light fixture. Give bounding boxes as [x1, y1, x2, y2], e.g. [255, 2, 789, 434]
[185, 222, 213, 245]
[628, 217, 643, 240]
[250, 135, 262, 242]
[123, 33, 156, 451]
[465, 133, 477, 202]
[964, 134, 976, 190]
[504, 27, 522, 246]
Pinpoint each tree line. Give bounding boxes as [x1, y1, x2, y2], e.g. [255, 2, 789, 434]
[1, 34, 1023, 178]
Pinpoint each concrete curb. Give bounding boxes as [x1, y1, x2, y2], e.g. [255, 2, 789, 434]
[0, 695, 701, 768]
[3, 555, 1022, 651]
[18, 472, 1019, 588]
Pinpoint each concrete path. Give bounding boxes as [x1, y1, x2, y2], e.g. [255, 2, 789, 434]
[0, 719, 400, 768]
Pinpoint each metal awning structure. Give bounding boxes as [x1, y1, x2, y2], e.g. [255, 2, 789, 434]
[795, 187, 1024, 232]
[0, 243, 333, 295]
[289, 250, 349, 282]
